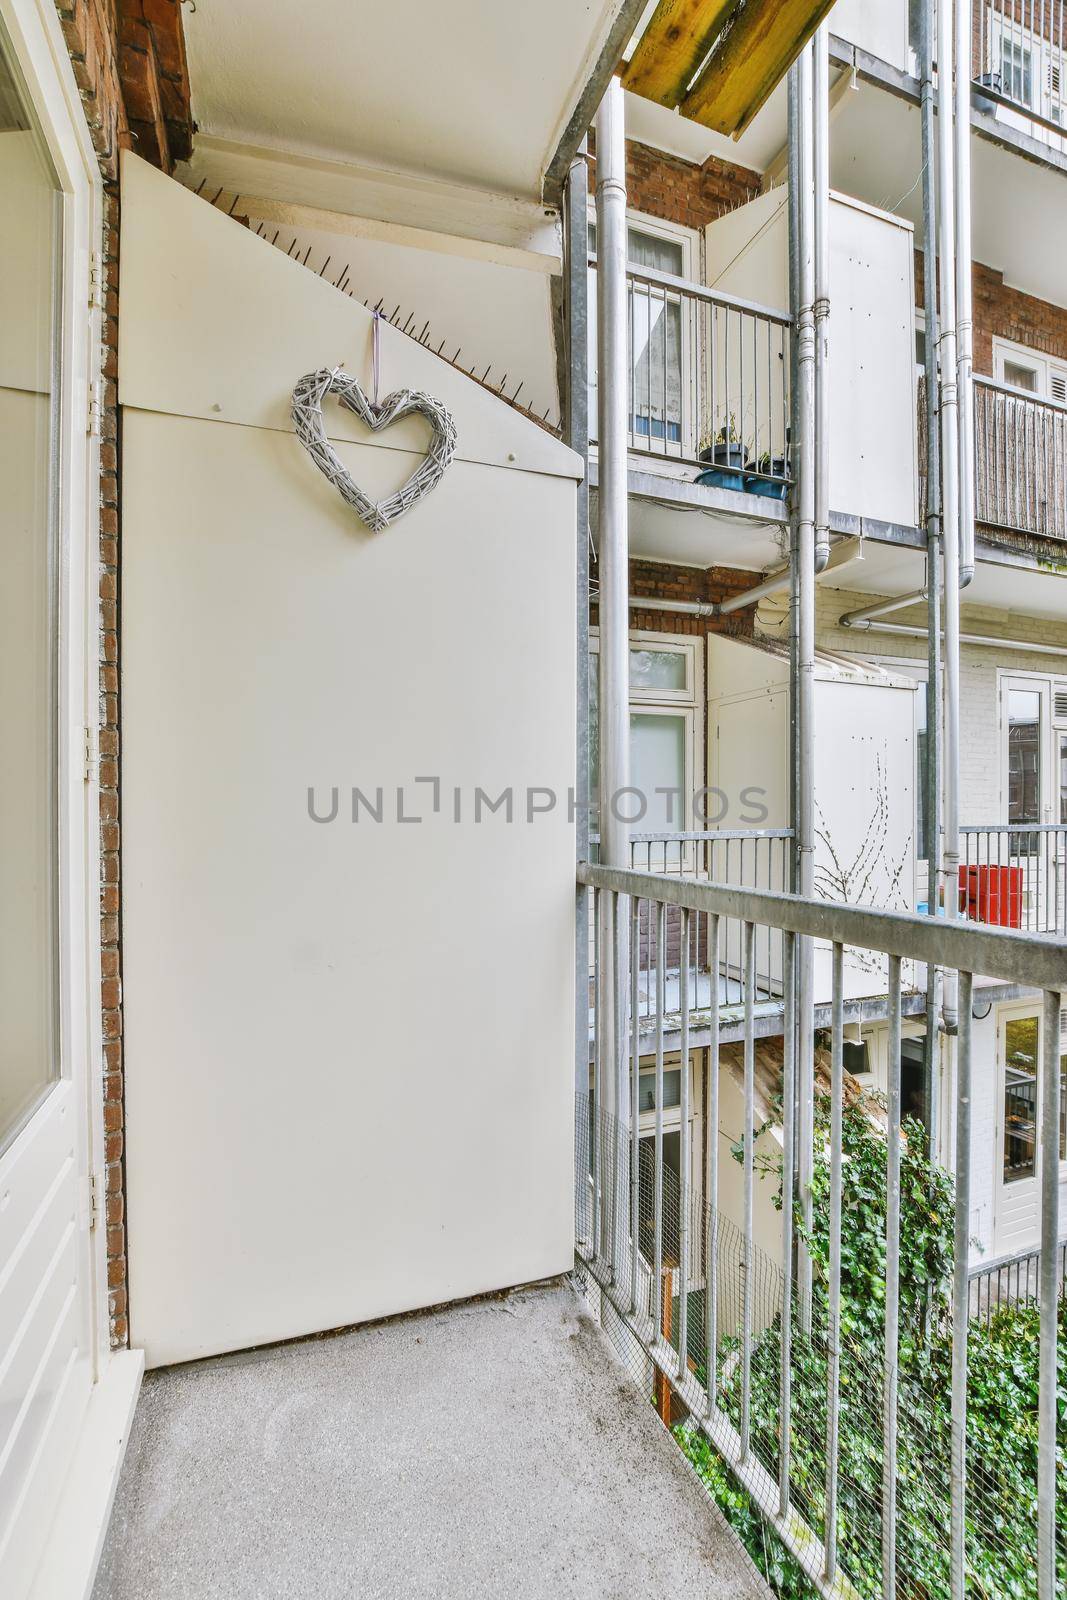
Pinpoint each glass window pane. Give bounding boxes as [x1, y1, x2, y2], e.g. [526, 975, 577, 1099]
[638, 1068, 682, 1114]
[630, 647, 687, 693]
[1007, 689, 1042, 828]
[1059, 733, 1067, 824]
[1003, 1016, 1039, 1184]
[630, 713, 686, 832]
[1003, 358, 1038, 393]
[0, 34, 60, 1152]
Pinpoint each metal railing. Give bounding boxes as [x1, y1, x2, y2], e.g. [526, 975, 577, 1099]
[576, 860, 1066, 1600]
[971, 1, 1067, 142]
[969, 1237, 1067, 1325]
[960, 822, 1067, 933]
[919, 374, 1067, 539]
[590, 830, 793, 1019]
[588, 257, 792, 492]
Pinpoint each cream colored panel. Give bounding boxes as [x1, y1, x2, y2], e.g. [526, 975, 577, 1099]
[831, 0, 910, 73]
[0, 131, 55, 396]
[705, 191, 918, 529]
[118, 153, 580, 481]
[0, 389, 55, 1141]
[122, 410, 577, 1365]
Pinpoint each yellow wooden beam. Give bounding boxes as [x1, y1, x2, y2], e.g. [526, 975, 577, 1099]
[680, 0, 838, 138]
[621, 0, 742, 109]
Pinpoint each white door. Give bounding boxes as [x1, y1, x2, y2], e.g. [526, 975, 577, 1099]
[0, 4, 100, 1593]
[993, 1004, 1067, 1258]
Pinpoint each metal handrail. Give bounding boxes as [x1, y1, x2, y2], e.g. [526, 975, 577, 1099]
[579, 860, 1067, 989]
[587, 253, 792, 326]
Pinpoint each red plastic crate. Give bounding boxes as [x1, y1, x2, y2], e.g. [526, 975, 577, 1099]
[958, 865, 1023, 929]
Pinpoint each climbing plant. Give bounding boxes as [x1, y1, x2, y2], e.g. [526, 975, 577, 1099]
[674, 1093, 1066, 1600]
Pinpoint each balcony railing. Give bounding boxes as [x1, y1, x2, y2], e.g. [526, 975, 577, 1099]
[960, 821, 1067, 934]
[972, 0, 1067, 143]
[919, 373, 1067, 540]
[969, 1237, 1067, 1326]
[590, 829, 793, 1018]
[576, 860, 1066, 1600]
[588, 257, 792, 495]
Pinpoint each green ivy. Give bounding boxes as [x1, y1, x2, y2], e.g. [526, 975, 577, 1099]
[673, 1093, 1065, 1600]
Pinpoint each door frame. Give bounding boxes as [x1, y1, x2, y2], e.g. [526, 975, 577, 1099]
[0, 0, 106, 1370]
[992, 998, 1067, 1256]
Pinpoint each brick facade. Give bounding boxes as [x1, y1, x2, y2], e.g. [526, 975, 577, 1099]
[590, 559, 762, 638]
[54, 0, 192, 1348]
[915, 250, 1067, 376]
[589, 136, 761, 232]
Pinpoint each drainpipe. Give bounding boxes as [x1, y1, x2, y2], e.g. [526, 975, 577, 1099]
[955, 0, 976, 590]
[919, 0, 943, 1158]
[839, 588, 928, 627]
[565, 143, 591, 1107]
[791, 42, 817, 1332]
[595, 77, 630, 1276]
[813, 24, 831, 575]
[937, 0, 961, 1032]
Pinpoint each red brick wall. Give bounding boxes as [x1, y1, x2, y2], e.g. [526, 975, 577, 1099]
[588, 137, 761, 231]
[915, 250, 1067, 375]
[591, 559, 762, 637]
[55, 0, 191, 1349]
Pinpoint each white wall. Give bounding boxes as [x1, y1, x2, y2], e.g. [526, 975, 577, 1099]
[119, 155, 580, 1366]
[831, 0, 911, 73]
[705, 189, 918, 529]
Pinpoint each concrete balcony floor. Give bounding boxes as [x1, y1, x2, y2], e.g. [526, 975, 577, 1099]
[93, 1280, 767, 1600]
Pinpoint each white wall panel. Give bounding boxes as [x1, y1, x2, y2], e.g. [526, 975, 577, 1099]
[705, 190, 918, 529]
[120, 155, 578, 1366]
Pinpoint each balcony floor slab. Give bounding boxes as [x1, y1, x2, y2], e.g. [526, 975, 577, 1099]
[92, 1280, 767, 1600]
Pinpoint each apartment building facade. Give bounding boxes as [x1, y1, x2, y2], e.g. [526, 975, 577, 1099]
[1, 1, 1063, 1597]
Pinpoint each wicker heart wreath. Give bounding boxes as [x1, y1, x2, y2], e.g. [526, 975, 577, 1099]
[291, 366, 456, 532]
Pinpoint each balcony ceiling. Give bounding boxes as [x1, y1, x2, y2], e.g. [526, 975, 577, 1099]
[830, 83, 1067, 313]
[182, 0, 632, 198]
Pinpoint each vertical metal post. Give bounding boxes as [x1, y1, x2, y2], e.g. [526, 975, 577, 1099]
[938, 0, 962, 1033]
[955, 0, 976, 588]
[677, 908, 691, 1383]
[654, 901, 665, 1327]
[921, 0, 944, 1159]
[823, 941, 844, 1584]
[596, 79, 631, 1269]
[1037, 986, 1062, 1600]
[882, 955, 903, 1600]
[705, 913, 721, 1413]
[812, 23, 831, 573]
[565, 147, 592, 1106]
[950, 972, 973, 1600]
[794, 41, 818, 1332]
[778, 930, 796, 1519]
[740, 921, 756, 1460]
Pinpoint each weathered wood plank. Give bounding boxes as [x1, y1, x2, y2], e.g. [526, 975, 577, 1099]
[621, 0, 741, 109]
[681, 0, 837, 136]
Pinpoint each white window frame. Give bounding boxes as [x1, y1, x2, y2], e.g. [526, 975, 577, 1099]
[998, 669, 1059, 825]
[992, 335, 1067, 404]
[587, 205, 701, 461]
[589, 628, 704, 839]
[0, 0, 107, 1368]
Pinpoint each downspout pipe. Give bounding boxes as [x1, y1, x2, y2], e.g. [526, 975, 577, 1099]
[565, 144, 591, 1104]
[595, 78, 631, 1273]
[919, 0, 943, 1156]
[813, 24, 831, 575]
[955, 0, 976, 589]
[839, 588, 928, 627]
[792, 43, 818, 1334]
[937, 0, 961, 1032]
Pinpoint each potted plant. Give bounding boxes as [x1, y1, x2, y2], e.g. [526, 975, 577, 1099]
[743, 448, 789, 500]
[695, 416, 745, 491]
[974, 71, 1002, 116]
